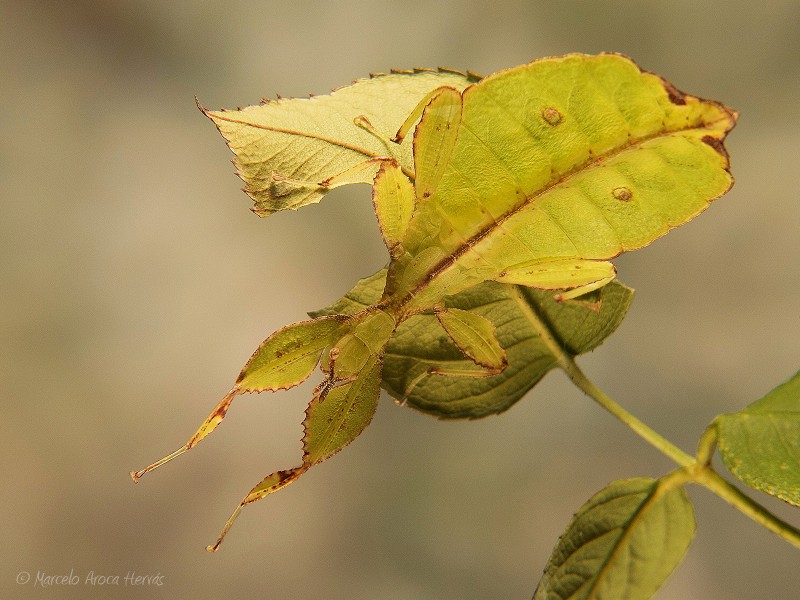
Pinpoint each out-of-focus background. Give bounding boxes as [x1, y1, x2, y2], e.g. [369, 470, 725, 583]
[2, 1, 799, 598]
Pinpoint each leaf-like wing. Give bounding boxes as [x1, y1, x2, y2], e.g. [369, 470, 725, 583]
[204, 69, 479, 215]
[313, 270, 633, 419]
[716, 371, 800, 506]
[534, 478, 695, 600]
[389, 53, 737, 312]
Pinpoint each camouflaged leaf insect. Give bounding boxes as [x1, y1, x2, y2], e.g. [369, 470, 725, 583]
[132, 53, 736, 550]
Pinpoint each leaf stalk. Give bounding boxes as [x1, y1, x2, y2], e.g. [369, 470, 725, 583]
[513, 287, 800, 551]
[694, 468, 800, 551]
[561, 355, 800, 552]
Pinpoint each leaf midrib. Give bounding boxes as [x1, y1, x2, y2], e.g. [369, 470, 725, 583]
[209, 111, 387, 162]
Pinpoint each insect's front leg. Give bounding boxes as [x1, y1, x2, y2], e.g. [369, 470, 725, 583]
[393, 305, 507, 404]
[494, 258, 617, 303]
[397, 360, 503, 406]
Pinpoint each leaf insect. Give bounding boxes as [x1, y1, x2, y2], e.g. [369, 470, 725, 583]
[132, 53, 736, 550]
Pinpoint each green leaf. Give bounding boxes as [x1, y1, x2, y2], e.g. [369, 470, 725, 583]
[203, 69, 479, 215]
[313, 270, 633, 419]
[716, 371, 800, 506]
[534, 478, 695, 600]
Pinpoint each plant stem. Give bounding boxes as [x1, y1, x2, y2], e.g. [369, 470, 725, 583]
[694, 468, 800, 550]
[511, 286, 695, 467]
[695, 422, 719, 466]
[561, 355, 800, 549]
[511, 289, 800, 549]
[560, 358, 695, 467]
[567, 358, 800, 550]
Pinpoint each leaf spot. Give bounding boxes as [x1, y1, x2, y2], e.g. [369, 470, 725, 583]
[612, 186, 633, 202]
[542, 107, 563, 126]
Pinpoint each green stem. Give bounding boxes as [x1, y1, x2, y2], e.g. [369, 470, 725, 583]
[569, 357, 800, 551]
[511, 288, 800, 550]
[510, 286, 694, 467]
[695, 468, 800, 550]
[561, 358, 695, 468]
[695, 422, 719, 467]
[562, 355, 800, 549]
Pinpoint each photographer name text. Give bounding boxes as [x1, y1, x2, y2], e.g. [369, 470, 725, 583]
[16, 569, 165, 587]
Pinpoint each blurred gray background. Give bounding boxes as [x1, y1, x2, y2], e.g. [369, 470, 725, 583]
[2, 1, 799, 598]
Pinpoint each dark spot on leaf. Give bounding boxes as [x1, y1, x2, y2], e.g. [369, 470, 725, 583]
[663, 81, 687, 105]
[542, 107, 563, 126]
[423, 192, 431, 198]
[276, 469, 299, 484]
[612, 186, 633, 202]
[701, 135, 730, 161]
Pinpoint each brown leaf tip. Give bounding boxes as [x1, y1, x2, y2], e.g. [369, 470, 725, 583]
[701, 135, 731, 162]
[195, 96, 210, 116]
[662, 80, 687, 105]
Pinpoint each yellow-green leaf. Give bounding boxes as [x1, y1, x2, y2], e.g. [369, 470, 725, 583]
[388, 53, 736, 312]
[534, 478, 695, 600]
[716, 371, 800, 506]
[236, 316, 344, 392]
[371, 160, 415, 255]
[204, 69, 479, 215]
[435, 307, 506, 372]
